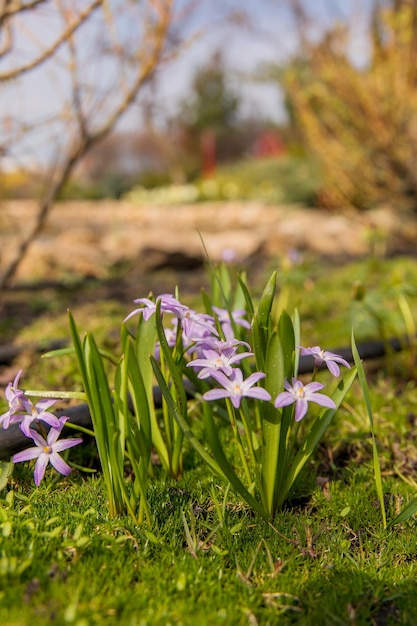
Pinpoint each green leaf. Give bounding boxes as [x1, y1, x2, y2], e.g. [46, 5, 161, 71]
[154, 300, 187, 420]
[151, 357, 224, 480]
[387, 495, 417, 528]
[252, 272, 278, 373]
[210, 262, 232, 308]
[237, 274, 255, 319]
[277, 310, 295, 380]
[201, 402, 268, 518]
[132, 314, 168, 470]
[257, 271, 277, 329]
[292, 309, 301, 376]
[352, 332, 386, 529]
[261, 313, 295, 517]
[42, 347, 75, 358]
[281, 365, 358, 509]
[0, 462, 13, 492]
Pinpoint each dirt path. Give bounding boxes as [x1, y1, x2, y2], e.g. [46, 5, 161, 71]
[1, 200, 416, 284]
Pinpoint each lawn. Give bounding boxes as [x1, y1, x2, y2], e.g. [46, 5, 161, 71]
[1, 252, 417, 625]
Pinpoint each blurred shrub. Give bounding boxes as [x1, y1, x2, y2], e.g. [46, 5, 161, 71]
[0, 170, 42, 199]
[124, 155, 319, 205]
[59, 172, 139, 200]
[282, 3, 417, 211]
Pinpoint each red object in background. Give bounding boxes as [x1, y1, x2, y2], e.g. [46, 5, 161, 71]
[201, 129, 216, 178]
[252, 130, 286, 158]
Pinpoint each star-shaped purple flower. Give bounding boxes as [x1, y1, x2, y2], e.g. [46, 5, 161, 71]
[12, 417, 82, 485]
[124, 294, 186, 322]
[203, 368, 271, 409]
[274, 378, 336, 422]
[0, 369, 32, 429]
[0, 370, 62, 436]
[212, 306, 250, 340]
[19, 398, 63, 438]
[299, 345, 351, 377]
[187, 347, 253, 379]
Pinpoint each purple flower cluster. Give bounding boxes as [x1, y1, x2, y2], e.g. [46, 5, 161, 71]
[0, 370, 82, 485]
[126, 294, 270, 409]
[125, 294, 351, 417]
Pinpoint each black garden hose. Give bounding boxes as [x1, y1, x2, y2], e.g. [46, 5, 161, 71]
[0, 334, 411, 460]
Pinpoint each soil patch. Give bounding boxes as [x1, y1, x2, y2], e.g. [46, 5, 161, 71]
[1, 199, 416, 335]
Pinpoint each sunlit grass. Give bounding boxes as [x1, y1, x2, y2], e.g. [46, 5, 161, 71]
[2, 255, 417, 624]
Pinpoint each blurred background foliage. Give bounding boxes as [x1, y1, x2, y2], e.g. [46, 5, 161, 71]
[280, 0, 417, 211]
[2, 0, 417, 214]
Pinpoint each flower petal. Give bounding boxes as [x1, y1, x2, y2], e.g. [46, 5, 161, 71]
[49, 453, 72, 476]
[245, 388, 272, 402]
[34, 454, 49, 486]
[52, 437, 83, 453]
[274, 392, 295, 409]
[308, 393, 336, 410]
[203, 389, 230, 402]
[12, 447, 42, 463]
[294, 398, 309, 422]
[242, 371, 266, 389]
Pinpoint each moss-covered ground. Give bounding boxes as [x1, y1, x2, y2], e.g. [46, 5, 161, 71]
[1, 254, 417, 625]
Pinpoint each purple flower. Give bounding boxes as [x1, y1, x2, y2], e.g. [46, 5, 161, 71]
[203, 368, 271, 409]
[187, 347, 253, 379]
[192, 337, 252, 355]
[19, 398, 62, 438]
[274, 378, 336, 422]
[0, 370, 32, 429]
[154, 324, 177, 361]
[299, 345, 351, 377]
[177, 308, 216, 341]
[124, 294, 185, 322]
[212, 306, 250, 340]
[12, 417, 82, 486]
[0, 370, 61, 436]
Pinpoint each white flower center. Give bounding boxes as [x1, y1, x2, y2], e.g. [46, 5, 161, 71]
[296, 386, 305, 398]
[233, 384, 242, 394]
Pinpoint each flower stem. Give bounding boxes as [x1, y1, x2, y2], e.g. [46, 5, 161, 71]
[225, 399, 253, 487]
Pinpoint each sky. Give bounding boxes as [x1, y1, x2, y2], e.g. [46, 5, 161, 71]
[0, 0, 375, 168]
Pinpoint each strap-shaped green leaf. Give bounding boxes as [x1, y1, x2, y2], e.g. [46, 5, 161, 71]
[151, 356, 224, 480]
[237, 274, 255, 319]
[387, 495, 417, 528]
[257, 271, 277, 329]
[202, 402, 268, 519]
[352, 332, 386, 528]
[281, 365, 358, 508]
[261, 315, 295, 516]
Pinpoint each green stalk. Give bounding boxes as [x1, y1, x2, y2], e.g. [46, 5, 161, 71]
[225, 399, 253, 488]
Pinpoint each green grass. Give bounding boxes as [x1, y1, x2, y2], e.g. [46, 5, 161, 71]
[1, 469, 417, 625]
[2, 255, 417, 624]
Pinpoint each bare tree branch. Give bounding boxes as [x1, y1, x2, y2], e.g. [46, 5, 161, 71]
[0, 0, 47, 25]
[0, 0, 103, 80]
[0, 0, 183, 293]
